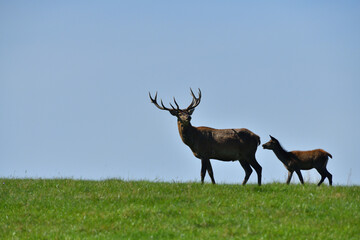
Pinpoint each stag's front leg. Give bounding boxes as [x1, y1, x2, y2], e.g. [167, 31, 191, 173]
[200, 159, 207, 184]
[286, 171, 293, 184]
[206, 159, 216, 184]
[295, 169, 304, 184]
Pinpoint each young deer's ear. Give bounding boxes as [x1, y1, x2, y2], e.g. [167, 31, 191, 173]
[270, 135, 276, 141]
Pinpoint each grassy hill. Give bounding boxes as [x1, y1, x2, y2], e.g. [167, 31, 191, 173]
[0, 179, 359, 239]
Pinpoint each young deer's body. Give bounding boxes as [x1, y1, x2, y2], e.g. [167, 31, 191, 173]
[149, 89, 262, 185]
[262, 136, 332, 186]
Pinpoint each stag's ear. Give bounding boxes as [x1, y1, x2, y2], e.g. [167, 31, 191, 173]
[188, 108, 195, 115]
[169, 110, 178, 116]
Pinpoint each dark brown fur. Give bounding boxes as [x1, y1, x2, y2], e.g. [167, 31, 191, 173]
[150, 89, 262, 185]
[262, 135, 332, 186]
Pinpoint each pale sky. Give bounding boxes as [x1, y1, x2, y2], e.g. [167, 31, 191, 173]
[1, 1, 359, 185]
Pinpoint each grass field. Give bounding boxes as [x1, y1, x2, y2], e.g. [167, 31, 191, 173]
[0, 179, 359, 239]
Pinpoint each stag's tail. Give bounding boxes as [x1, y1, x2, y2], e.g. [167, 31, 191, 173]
[327, 152, 333, 159]
[256, 135, 261, 146]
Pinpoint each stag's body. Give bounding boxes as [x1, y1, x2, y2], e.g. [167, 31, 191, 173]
[149, 89, 262, 185]
[178, 125, 259, 161]
[263, 136, 332, 186]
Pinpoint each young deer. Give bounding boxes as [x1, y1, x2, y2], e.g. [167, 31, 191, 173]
[149, 89, 262, 185]
[262, 135, 333, 186]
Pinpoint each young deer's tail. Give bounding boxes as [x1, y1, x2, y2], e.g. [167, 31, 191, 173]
[327, 152, 333, 159]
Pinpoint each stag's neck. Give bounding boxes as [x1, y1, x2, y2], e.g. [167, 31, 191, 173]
[177, 120, 197, 148]
[272, 144, 291, 165]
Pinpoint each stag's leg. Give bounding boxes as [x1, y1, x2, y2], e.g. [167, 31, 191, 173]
[295, 169, 304, 184]
[239, 160, 252, 185]
[286, 171, 294, 184]
[205, 159, 216, 184]
[249, 157, 262, 186]
[200, 159, 207, 184]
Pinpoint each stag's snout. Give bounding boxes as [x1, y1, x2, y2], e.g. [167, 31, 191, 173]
[178, 112, 192, 123]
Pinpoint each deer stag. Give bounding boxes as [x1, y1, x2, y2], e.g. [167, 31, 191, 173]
[262, 135, 333, 186]
[149, 88, 262, 186]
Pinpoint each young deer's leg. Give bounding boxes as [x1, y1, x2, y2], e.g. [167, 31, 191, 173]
[326, 169, 333, 186]
[318, 176, 326, 186]
[249, 156, 262, 186]
[205, 159, 216, 184]
[295, 169, 304, 184]
[200, 159, 207, 184]
[316, 168, 332, 186]
[316, 169, 326, 186]
[239, 160, 252, 185]
[286, 171, 294, 184]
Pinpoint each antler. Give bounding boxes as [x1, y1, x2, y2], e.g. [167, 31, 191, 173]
[149, 92, 172, 111]
[149, 88, 201, 114]
[149, 92, 181, 117]
[186, 88, 201, 111]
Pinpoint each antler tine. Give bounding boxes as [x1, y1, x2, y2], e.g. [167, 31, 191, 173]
[149, 91, 173, 111]
[190, 88, 196, 99]
[149, 91, 158, 105]
[160, 100, 171, 111]
[149, 92, 162, 110]
[173, 97, 180, 110]
[187, 88, 202, 110]
[169, 102, 176, 110]
[187, 89, 196, 109]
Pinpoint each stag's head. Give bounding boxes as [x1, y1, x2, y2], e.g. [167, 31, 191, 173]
[149, 88, 201, 126]
[262, 135, 280, 150]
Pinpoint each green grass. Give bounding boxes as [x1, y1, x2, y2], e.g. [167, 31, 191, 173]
[0, 179, 359, 239]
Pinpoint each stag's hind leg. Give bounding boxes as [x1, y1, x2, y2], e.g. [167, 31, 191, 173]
[239, 160, 252, 185]
[249, 157, 262, 186]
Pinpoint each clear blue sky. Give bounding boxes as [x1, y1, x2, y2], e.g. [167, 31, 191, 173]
[1, 1, 359, 185]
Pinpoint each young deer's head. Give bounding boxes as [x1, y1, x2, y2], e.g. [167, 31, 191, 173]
[262, 135, 280, 150]
[149, 88, 201, 126]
